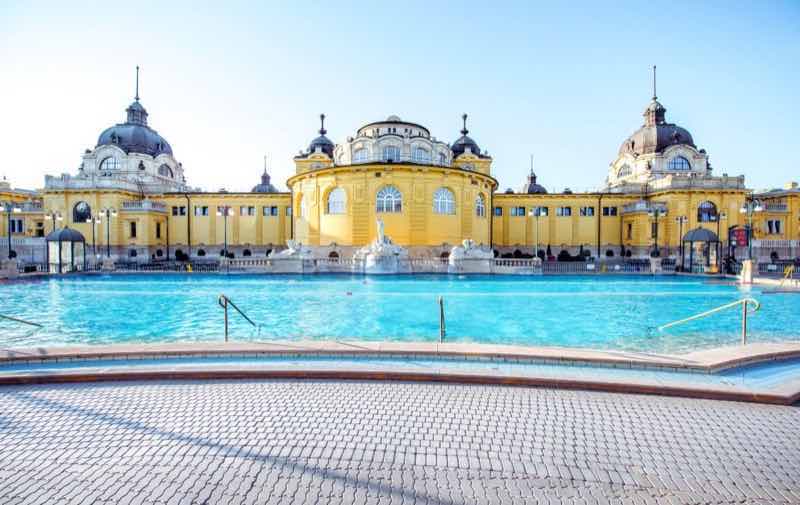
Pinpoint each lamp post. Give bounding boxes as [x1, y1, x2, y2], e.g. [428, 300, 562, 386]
[1, 202, 23, 260]
[99, 207, 117, 258]
[716, 211, 727, 272]
[675, 215, 688, 270]
[647, 206, 666, 258]
[43, 210, 63, 232]
[85, 216, 102, 263]
[528, 207, 541, 259]
[216, 206, 235, 258]
[739, 200, 763, 260]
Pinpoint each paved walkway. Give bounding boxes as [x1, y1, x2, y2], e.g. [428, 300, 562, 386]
[0, 380, 798, 504]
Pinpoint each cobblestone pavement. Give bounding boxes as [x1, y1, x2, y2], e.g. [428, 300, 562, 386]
[0, 380, 799, 504]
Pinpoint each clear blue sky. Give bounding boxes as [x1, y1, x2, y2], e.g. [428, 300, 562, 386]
[1, 1, 798, 193]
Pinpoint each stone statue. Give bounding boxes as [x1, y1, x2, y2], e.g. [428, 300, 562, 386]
[377, 218, 386, 245]
[268, 239, 312, 259]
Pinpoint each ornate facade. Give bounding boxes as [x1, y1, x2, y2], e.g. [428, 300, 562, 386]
[2, 71, 799, 266]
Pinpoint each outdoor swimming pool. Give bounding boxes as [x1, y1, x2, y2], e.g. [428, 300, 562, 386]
[1, 274, 798, 353]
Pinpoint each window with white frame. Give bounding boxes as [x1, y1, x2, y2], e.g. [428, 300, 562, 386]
[438, 152, 447, 165]
[99, 157, 120, 172]
[556, 206, 572, 217]
[194, 206, 208, 216]
[376, 186, 402, 213]
[602, 206, 618, 216]
[326, 187, 347, 215]
[239, 206, 255, 216]
[475, 194, 486, 217]
[532, 206, 548, 217]
[510, 206, 526, 217]
[10, 218, 23, 234]
[580, 206, 595, 217]
[433, 188, 456, 215]
[383, 145, 400, 162]
[668, 156, 691, 171]
[353, 148, 368, 163]
[617, 164, 632, 178]
[412, 147, 431, 163]
[767, 220, 782, 235]
[493, 207, 503, 216]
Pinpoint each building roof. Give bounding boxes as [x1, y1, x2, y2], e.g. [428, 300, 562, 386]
[251, 169, 278, 193]
[451, 113, 489, 159]
[96, 99, 173, 156]
[682, 227, 719, 242]
[522, 170, 547, 194]
[618, 98, 696, 156]
[46, 227, 85, 242]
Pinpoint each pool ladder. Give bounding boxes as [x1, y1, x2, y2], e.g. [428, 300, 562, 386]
[658, 298, 760, 345]
[218, 294, 256, 342]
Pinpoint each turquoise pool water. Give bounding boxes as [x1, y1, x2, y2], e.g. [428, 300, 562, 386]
[1, 274, 798, 352]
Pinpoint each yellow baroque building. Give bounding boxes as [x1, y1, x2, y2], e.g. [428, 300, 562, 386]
[2, 77, 800, 267]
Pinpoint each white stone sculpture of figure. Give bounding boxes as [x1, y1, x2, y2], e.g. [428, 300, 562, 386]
[377, 218, 386, 245]
[268, 239, 312, 259]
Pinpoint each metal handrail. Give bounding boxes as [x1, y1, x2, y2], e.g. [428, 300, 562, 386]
[438, 296, 446, 343]
[658, 298, 761, 345]
[218, 294, 256, 342]
[0, 314, 43, 328]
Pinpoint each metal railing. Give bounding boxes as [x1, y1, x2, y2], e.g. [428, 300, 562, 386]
[0, 314, 43, 328]
[217, 294, 256, 342]
[438, 296, 446, 342]
[658, 298, 761, 345]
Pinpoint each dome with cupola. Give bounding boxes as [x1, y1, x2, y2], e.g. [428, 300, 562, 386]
[96, 82, 173, 157]
[306, 114, 334, 157]
[618, 97, 695, 156]
[451, 114, 488, 159]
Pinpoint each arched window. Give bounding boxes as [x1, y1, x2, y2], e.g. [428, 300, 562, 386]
[382, 145, 400, 162]
[668, 156, 691, 171]
[376, 186, 402, 213]
[433, 188, 456, 215]
[697, 201, 718, 222]
[617, 164, 632, 178]
[353, 148, 368, 163]
[475, 194, 486, 217]
[99, 157, 120, 172]
[412, 147, 430, 163]
[438, 152, 447, 165]
[73, 201, 92, 223]
[158, 164, 173, 178]
[326, 187, 347, 215]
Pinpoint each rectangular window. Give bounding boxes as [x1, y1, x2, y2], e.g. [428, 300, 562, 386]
[156, 222, 161, 239]
[493, 207, 503, 216]
[580, 206, 595, 217]
[10, 218, 23, 234]
[239, 206, 255, 216]
[179, 206, 186, 216]
[767, 220, 782, 235]
[172, 206, 179, 216]
[602, 206, 618, 216]
[510, 206, 526, 217]
[130, 221, 137, 238]
[532, 206, 548, 217]
[194, 206, 208, 216]
[556, 206, 572, 217]
[271, 206, 278, 216]
[286, 207, 292, 217]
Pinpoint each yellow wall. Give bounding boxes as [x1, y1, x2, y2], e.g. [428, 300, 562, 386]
[288, 164, 496, 247]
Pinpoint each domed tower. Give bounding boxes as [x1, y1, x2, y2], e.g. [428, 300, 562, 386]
[606, 66, 710, 190]
[252, 156, 278, 193]
[50, 66, 188, 193]
[294, 114, 335, 173]
[450, 114, 492, 174]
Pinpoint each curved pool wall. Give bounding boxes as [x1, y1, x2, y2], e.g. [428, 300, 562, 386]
[1, 274, 799, 353]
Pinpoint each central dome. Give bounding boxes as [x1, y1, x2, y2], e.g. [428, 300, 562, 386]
[97, 100, 173, 156]
[618, 99, 695, 156]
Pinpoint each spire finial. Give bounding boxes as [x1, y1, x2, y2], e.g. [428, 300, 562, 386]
[652, 65, 657, 101]
[319, 113, 327, 135]
[263, 154, 268, 175]
[135, 65, 140, 101]
[460, 113, 468, 135]
[530, 154, 534, 175]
